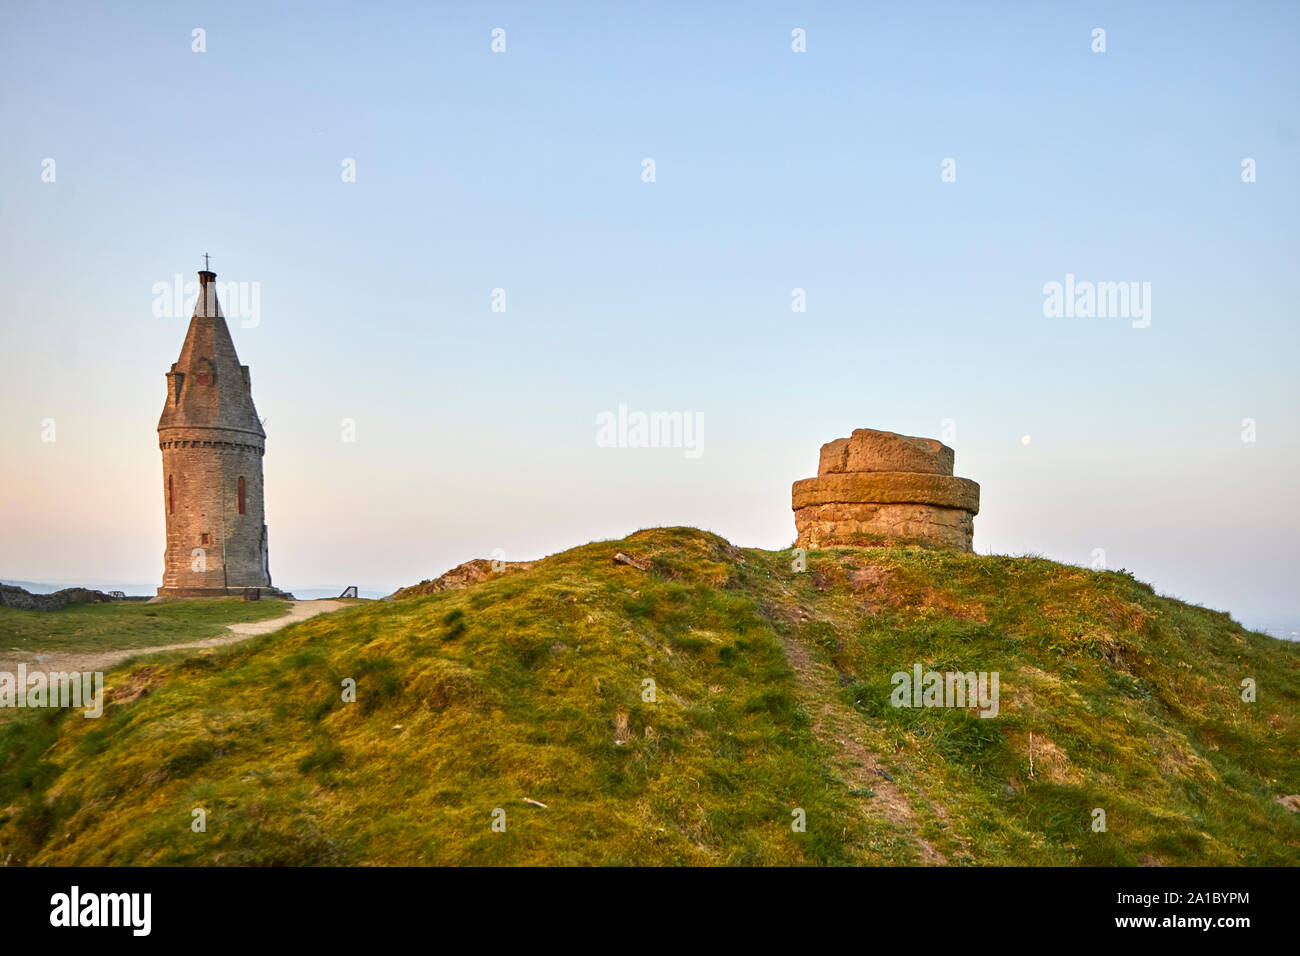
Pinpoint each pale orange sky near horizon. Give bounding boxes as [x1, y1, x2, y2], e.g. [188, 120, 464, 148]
[3, 356, 1296, 639]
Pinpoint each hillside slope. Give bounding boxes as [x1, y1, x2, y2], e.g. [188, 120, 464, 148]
[1, 527, 1296, 865]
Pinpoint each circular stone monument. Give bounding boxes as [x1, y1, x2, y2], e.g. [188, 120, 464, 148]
[792, 428, 980, 551]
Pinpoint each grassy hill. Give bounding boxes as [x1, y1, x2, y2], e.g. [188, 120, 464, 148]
[1, 527, 1296, 865]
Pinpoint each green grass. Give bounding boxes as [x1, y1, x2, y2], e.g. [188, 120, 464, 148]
[0, 599, 291, 655]
[0, 528, 1295, 866]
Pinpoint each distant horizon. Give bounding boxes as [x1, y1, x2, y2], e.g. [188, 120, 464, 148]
[4, 531, 1298, 643]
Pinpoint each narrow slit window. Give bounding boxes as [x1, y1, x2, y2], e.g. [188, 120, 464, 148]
[238, 476, 246, 514]
[168, 475, 174, 514]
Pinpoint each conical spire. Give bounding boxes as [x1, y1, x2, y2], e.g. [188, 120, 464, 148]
[194, 268, 222, 319]
[158, 270, 265, 438]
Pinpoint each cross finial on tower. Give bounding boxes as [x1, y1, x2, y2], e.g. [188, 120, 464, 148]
[202, 252, 211, 271]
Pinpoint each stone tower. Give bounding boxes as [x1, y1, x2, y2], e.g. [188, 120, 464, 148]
[792, 428, 980, 551]
[157, 269, 278, 596]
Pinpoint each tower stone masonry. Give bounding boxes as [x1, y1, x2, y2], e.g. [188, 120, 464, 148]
[157, 269, 282, 597]
[792, 428, 980, 551]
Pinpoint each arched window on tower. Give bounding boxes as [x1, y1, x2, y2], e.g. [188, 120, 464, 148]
[238, 476, 246, 515]
[168, 475, 174, 514]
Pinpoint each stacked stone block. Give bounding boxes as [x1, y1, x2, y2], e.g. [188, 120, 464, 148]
[792, 428, 980, 551]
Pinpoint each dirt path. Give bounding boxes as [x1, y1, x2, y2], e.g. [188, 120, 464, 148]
[780, 632, 948, 864]
[0, 600, 348, 678]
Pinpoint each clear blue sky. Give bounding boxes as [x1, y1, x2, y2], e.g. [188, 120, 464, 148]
[1, 1, 1297, 635]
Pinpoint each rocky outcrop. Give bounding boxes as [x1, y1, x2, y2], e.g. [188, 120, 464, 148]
[0, 584, 114, 611]
[793, 429, 980, 551]
[389, 559, 534, 600]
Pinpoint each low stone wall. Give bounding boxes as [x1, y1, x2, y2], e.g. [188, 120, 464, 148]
[0, 584, 114, 612]
[792, 429, 980, 551]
